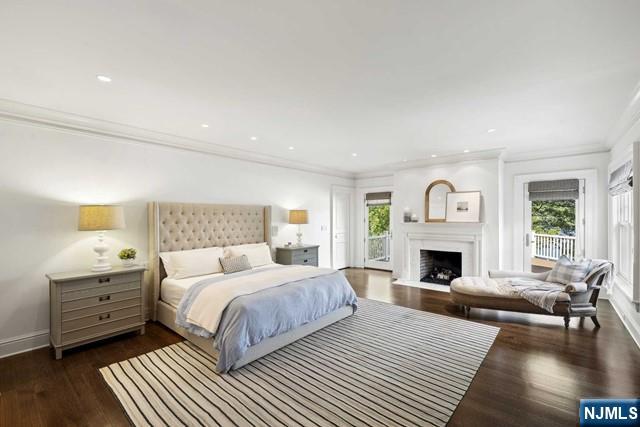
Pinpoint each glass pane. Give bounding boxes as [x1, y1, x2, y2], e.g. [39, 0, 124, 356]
[530, 199, 576, 272]
[367, 205, 390, 262]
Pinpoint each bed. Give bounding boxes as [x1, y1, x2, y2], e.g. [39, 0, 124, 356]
[148, 202, 356, 372]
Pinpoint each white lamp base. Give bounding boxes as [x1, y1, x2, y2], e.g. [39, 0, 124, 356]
[295, 225, 304, 246]
[92, 231, 112, 272]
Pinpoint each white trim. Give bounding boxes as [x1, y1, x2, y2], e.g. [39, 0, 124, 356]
[513, 169, 598, 271]
[633, 142, 640, 304]
[607, 80, 640, 149]
[361, 185, 394, 271]
[502, 143, 609, 163]
[355, 149, 505, 179]
[0, 98, 354, 179]
[609, 292, 640, 350]
[354, 145, 610, 179]
[0, 329, 49, 359]
[330, 185, 355, 269]
[0, 98, 617, 180]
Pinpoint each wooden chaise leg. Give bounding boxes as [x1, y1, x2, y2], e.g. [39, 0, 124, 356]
[563, 316, 570, 328]
[464, 306, 471, 319]
[591, 316, 601, 328]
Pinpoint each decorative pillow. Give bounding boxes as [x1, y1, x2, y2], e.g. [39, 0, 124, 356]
[220, 255, 252, 274]
[547, 256, 592, 285]
[159, 247, 224, 279]
[226, 242, 273, 267]
[222, 242, 266, 257]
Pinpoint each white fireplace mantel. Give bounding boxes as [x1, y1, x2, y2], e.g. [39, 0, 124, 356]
[400, 222, 486, 281]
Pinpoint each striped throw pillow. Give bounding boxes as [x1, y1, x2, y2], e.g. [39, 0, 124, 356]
[219, 255, 252, 274]
[547, 256, 591, 285]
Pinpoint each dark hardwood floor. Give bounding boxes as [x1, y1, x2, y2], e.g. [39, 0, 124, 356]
[1, 268, 639, 426]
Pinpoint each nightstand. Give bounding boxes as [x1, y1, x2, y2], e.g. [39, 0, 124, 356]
[276, 245, 319, 267]
[46, 266, 146, 359]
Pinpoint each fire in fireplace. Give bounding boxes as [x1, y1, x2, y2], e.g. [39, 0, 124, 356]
[420, 249, 462, 285]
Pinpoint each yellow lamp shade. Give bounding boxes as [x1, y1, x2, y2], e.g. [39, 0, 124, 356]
[78, 205, 125, 231]
[289, 209, 308, 225]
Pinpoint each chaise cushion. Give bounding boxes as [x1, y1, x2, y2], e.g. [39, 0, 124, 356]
[450, 276, 571, 303]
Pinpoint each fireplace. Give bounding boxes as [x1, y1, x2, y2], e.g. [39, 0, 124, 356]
[420, 249, 462, 285]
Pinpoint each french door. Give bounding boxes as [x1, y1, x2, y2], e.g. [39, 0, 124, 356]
[364, 191, 393, 270]
[523, 179, 586, 272]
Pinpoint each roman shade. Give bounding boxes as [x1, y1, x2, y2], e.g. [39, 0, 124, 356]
[608, 160, 633, 196]
[528, 179, 579, 201]
[365, 191, 392, 206]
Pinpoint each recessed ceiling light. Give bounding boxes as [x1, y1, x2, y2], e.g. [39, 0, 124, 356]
[201, 124, 209, 128]
[96, 75, 112, 83]
[250, 136, 258, 141]
[487, 128, 497, 133]
[288, 146, 295, 150]
[351, 153, 358, 157]
[402, 159, 408, 162]
[463, 149, 470, 153]
[431, 154, 437, 158]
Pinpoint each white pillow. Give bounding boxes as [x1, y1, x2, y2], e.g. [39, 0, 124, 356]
[160, 247, 224, 279]
[226, 242, 273, 267]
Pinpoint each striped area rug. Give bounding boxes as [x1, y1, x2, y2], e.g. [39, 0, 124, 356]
[100, 298, 499, 427]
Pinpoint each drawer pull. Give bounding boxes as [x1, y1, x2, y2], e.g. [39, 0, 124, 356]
[303, 249, 308, 253]
[98, 295, 111, 302]
[99, 313, 111, 321]
[98, 277, 111, 284]
[303, 259, 308, 263]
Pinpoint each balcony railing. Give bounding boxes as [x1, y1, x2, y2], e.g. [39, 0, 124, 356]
[532, 233, 576, 261]
[368, 232, 391, 261]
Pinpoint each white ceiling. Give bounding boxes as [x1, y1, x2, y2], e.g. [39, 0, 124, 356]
[1, 0, 640, 174]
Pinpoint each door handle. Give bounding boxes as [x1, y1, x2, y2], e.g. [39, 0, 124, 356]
[525, 233, 531, 247]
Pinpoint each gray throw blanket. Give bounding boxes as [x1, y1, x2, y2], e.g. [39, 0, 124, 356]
[509, 260, 613, 313]
[509, 278, 566, 313]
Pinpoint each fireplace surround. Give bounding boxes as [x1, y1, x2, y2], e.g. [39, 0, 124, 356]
[403, 222, 485, 282]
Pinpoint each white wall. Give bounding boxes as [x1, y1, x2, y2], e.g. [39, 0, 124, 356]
[501, 152, 610, 270]
[392, 159, 502, 277]
[0, 120, 354, 357]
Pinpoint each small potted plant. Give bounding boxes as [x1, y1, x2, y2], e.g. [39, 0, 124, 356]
[118, 248, 137, 267]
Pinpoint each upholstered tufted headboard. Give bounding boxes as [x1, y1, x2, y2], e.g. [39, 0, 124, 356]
[147, 202, 272, 320]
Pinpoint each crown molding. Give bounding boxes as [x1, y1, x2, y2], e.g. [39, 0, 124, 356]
[0, 98, 355, 179]
[607, 80, 640, 150]
[354, 143, 612, 180]
[354, 148, 505, 179]
[502, 143, 610, 163]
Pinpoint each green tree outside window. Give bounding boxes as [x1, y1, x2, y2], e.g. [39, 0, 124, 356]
[531, 200, 575, 235]
[368, 205, 390, 236]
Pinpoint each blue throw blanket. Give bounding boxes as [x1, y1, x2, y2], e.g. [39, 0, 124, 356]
[176, 266, 358, 373]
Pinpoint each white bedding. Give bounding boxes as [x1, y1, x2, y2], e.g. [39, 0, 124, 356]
[161, 263, 279, 308]
[182, 265, 337, 336]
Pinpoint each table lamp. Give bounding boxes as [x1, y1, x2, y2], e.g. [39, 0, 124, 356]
[288, 209, 308, 246]
[78, 205, 125, 271]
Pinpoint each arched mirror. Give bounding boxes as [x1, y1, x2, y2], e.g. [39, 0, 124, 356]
[425, 180, 456, 222]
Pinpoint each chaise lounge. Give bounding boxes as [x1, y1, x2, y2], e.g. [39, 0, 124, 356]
[450, 259, 613, 328]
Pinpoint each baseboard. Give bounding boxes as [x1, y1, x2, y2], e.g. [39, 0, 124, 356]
[609, 294, 640, 350]
[0, 329, 50, 359]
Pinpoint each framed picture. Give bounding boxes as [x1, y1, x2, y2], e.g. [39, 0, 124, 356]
[445, 191, 481, 222]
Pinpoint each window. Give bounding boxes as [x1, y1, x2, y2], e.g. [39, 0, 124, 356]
[612, 191, 634, 285]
